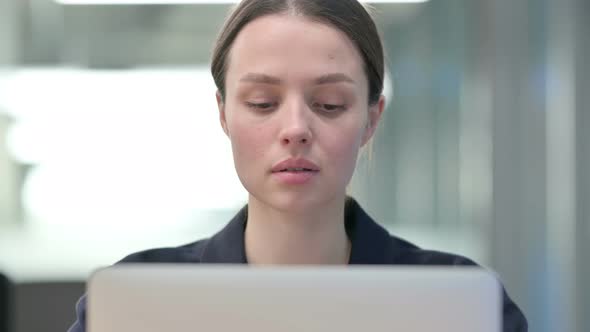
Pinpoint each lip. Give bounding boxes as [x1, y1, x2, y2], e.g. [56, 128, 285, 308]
[271, 157, 320, 185]
[272, 170, 317, 185]
[271, 157, 320, 173]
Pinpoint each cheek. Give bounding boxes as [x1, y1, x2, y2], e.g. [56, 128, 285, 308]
[322, 121, 366, 171]
[227, 119, 268, 168]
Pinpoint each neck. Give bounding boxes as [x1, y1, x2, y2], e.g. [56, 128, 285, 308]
[244, 195, 350, 265]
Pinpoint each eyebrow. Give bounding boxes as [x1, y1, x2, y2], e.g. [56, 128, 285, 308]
[239, 73, 282, 85]
[238, 72, 356, 85]
[314, 73, 356, 85]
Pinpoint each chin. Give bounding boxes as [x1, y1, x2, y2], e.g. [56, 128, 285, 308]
[252, 189, 342, 214]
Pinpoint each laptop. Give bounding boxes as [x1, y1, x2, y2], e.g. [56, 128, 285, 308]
[87, 265, 501, 332]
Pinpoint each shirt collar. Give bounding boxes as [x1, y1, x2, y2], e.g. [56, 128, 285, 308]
[199, 197, 393, 265]
[199, 205, 249, 263]
[344, 197, 393, 264]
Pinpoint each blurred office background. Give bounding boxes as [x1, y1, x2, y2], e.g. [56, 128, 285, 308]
[0, 0, 587, 331]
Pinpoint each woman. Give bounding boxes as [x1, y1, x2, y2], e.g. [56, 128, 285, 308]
[69, 0, 528, 331]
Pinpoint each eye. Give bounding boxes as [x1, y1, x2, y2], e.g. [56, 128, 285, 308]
[312, 102, 347, 113]
[245, 101, 277, 111]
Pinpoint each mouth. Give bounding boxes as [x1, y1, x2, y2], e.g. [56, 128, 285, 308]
[271, 158, 320, 174]
[273, 167, 319, 173]
[271, 168, 319, 185]
[270, 158, 320, 185]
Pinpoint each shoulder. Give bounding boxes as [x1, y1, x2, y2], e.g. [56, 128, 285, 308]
[117, 238, 210, 264]
[386, 235, 528, 331]
[385, 233, 478, 266]
[66, 238, 211, 332]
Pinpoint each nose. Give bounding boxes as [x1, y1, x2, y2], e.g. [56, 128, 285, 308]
[278, 99, 313, 146]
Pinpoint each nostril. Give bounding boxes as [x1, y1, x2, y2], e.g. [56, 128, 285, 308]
[281, 136, 310, 145]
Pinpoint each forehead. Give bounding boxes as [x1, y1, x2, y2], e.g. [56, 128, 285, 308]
[225, 14, 366, 84]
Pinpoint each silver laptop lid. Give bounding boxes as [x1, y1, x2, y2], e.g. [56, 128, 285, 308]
[88, 265, 501, 332]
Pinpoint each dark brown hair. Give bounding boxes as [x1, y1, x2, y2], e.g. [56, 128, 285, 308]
[211, 0, 384, 106]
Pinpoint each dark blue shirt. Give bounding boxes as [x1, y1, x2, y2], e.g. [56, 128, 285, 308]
[68, 197, 528, 332]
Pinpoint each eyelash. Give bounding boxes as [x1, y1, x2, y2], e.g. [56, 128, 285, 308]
[312, 102, 347, 113]
[246, 101, 277, 110]
[245, 101, 347, 113]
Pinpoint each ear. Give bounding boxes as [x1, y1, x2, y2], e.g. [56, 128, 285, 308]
[216, 91, 229, 137]
[361, 95, 385, 147]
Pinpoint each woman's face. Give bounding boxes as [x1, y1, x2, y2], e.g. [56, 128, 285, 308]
[218, 14, 384, 212]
